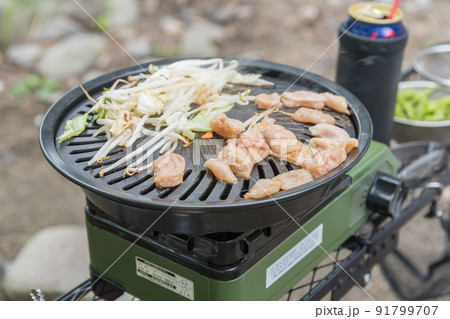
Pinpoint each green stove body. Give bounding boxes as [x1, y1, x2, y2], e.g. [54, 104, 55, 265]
[85, 141, 397, 300]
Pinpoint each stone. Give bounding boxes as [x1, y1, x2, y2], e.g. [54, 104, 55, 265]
[181, 18, 226, 57]
[32, 14, 84, 42]
[60, 0, 103, 26]
[297, 4, 320, 25]
[5, 43, 41, 68]
[438, 186, 450, 214]
[2, 225, 89, 300]
[37, 33, 108, 79]
[105, 0, 139, 36]
[124, 36, 152, 59]
[158, 15, 184, 36]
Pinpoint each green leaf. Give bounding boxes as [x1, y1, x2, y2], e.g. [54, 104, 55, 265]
[90, 108, 107, 123]
[23, 74, 42, 89]
[10, 83, 29, 99]
[35, 88, 55, 103]
[41, 78, 60, 91]
[57, 113, 89, 143]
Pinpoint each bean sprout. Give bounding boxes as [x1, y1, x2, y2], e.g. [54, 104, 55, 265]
[70, 59, 274, 175]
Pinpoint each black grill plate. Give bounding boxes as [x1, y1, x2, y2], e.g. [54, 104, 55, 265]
[40, 58, 372, 234]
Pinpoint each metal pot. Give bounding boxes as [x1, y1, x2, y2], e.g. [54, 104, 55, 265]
[393, 81, 450, 145]
[413, 44, 450, 87]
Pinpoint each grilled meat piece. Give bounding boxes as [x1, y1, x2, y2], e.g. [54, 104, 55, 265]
[263, 124, 300, 157]
[285, 143, 321, 166]
[281, 90, 325, 109]
[289, 107, 335, 125]
[236, 129, 271, 163]
[254, 92, 282, 109]
[273, 169, 313, 190]
[302, 147, 347, 178]
[252, 117, 276, 133]
[321, 92, 348, 114]
[204, 159, 238, 184]
[153, 152, 186, 188]
[244, 178, 282, 199]
[309, 137, 358, 153]
[217, 127, 270, 180]
[309, 123, 350, 140]
[210, 113, 245, 139]
[218, 143, 254, 180]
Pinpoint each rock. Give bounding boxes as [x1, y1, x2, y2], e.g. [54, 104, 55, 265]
[124, 36, 152, 59]
[2, 225, 89, 300]
[33, 114, 44, 127]
[158, 15, 184, 36]
[297, 4, 320, 24]
[213, 10, 233, 24]
[5, 43, 41, 68]
[106, 0, 139, 36]
[403, 0, 432, 12]
[32, 14, 84, 42]
[60, 0, 103, 26]
[181, 18, 226, 57]
[34, 0, 63, 17]
[37, 33, 108, 79]
[438, 186, 450, 214]
[212, 4, 253, 24]
[179, 6, 196, 21]
[0, 253, 5, 279]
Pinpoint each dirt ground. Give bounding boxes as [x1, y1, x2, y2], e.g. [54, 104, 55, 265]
[1, 0, 450, 301]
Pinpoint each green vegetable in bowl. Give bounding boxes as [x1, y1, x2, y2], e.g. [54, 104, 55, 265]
[395, 88, 450, 121]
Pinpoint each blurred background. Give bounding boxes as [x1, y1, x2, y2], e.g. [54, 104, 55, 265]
[0, 0, 449, 301]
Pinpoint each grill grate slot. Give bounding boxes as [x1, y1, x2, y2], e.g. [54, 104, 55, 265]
[107, 174, 131, 185]
[220, 183, 233, 200]
[268, 159, 280, 176]
[67, 138, 107, 146]
[257, 165, 266, 179]
[69, 147, 101, 154]
[93, 164, 127, 177]
[158, 170, 193, 199]
[75, 149, 123, 163]
[77, 131, 106, 138]
[89, 156, 121, 170]
[199, 178, 218, 201]
[240, 180, 250, 198]
[123, 173, 153, 191]
[140, 182, 157, 195]
[179, 170, 207, 201]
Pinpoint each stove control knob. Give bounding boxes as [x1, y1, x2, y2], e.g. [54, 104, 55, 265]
[366, 173, 407, 216]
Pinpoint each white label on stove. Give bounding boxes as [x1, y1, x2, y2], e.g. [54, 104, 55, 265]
[266, 224, 323, 288]
[135, 257, 194, 300]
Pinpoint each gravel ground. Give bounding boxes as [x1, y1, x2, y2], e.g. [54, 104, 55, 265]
[0, 0, 449, 301]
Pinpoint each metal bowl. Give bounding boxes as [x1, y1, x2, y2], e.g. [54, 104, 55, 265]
[393, 81, 450, 145]
[413, 44, 450, 86]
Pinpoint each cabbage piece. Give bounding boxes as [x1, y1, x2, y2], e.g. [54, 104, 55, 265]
[184, 104, 234, 133]
[57, 113, 89, 143]
[136, 92, 164, 116]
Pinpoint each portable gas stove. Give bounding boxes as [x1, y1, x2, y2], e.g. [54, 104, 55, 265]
[39, 58, 408, 301]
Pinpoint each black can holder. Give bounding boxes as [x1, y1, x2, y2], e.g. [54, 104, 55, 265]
[336, 23, 408, 145]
